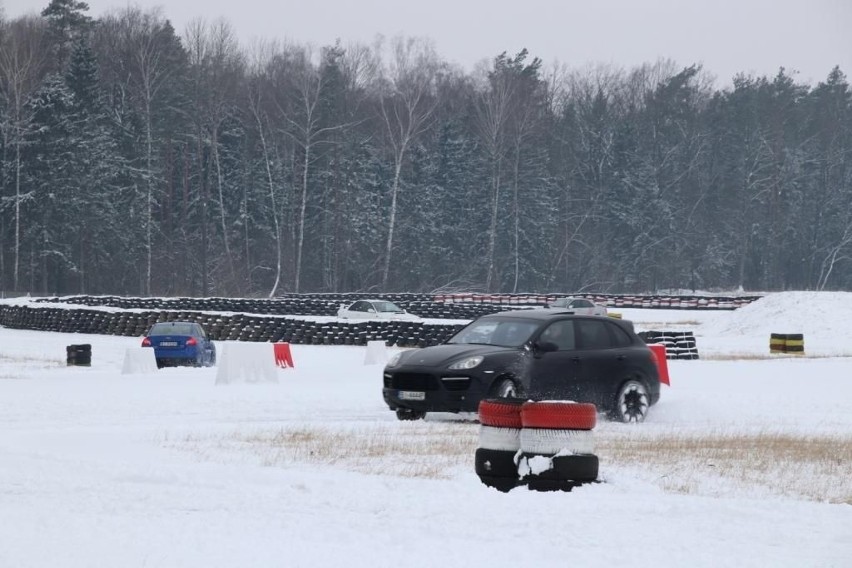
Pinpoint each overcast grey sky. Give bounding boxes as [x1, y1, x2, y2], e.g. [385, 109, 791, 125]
[3, 0, 850, 85]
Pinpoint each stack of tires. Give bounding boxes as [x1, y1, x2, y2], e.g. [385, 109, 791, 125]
[66, 344, 92, 367]
[518, 401, 599, 492]
[475, 398, 525, 492]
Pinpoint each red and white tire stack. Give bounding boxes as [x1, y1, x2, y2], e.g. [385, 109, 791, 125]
[518, 401, 599, 492]
[475, 398, 525, 492]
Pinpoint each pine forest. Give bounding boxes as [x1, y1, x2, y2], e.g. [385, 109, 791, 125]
[1, 1, 850, 297]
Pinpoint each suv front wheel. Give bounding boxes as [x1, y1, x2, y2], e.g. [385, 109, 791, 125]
[490, 378, 520, 399]
[396, 408, 426, 421]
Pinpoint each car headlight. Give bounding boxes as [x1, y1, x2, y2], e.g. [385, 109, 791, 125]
[386, 352, 405, 367]
[448, 356, 483, 370]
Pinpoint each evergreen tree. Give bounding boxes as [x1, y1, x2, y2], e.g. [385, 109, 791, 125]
[41, 0, 92, 71]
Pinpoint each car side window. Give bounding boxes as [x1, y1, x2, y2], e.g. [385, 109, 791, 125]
[576, 319, 611, 350]
[539, 321, 575, 350]
[606, 323, 632, 347]
[352, 301, 367, 312]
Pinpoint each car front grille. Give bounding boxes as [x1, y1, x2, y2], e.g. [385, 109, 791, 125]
[387, 372, 439, 391]
[440, 377, 471, 391]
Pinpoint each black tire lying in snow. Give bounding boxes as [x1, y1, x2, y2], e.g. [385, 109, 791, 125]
[475, 447, 521, 492]
[520, 453, 599, 492]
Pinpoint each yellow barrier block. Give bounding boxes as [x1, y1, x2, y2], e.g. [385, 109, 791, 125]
[770, 333, 804, 355]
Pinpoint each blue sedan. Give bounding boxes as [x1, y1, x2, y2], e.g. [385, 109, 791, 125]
[142, 321, 216, 368]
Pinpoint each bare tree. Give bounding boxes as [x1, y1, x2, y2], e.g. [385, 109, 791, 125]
[245, 39, 287, 297]
[377, 36, 439, 289]
[184, 18, 244, 292]
[474, 52, 533, 292]
[0, 16, 49, 292]
[817, 219, 852, 290]
[98, 7, 182, 295]
[279, 46, 359, 292]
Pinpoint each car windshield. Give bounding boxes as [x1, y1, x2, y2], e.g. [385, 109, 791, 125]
[149, 323, 195, 336]
[448, 318, 539, 347]
[373, 301, 403, 313]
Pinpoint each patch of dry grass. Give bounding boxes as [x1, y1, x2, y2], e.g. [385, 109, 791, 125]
[168, 423, 479, 480]
[246, 424, 479, 479]
[166, 423, 852, 503]
[596, 430, 852, 504]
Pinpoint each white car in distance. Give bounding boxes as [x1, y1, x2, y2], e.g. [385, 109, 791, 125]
[337, 299, 421, 321]
[546, 296, 608, 316]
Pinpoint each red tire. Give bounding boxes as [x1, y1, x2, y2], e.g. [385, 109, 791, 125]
[520, 401, 597, 430]
[478, 398, 524, 428]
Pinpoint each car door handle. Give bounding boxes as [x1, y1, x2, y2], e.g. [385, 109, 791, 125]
[616, 355, 626, 361]
[570, 357, 581, 363]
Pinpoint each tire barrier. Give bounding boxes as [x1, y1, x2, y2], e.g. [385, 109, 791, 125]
[0, 305, 466, 347]
[518, 401, 599, 492]
[434, 293, 760, 311]
[31, 292, 761, 322]
[5, 295, 743, 348]
[638, 330, 699, 360]
[476, 398, 525, 492]
[476, 399, 600, 493]
[66, 343, 91, 366]
[770, 333, 805, 355]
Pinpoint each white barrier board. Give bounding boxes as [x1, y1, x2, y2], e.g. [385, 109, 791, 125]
[364, 340, 388, 365]
[215, 343, 279, 385]
[121, 347, 158, 375]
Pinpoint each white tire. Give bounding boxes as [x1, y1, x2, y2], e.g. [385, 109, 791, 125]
[520, 428, 596, 455]
[478, 426, 522, 451]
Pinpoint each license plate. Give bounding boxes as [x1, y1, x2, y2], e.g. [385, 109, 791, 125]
[159, 341, 178, 347]
[398, 390, 425, 401]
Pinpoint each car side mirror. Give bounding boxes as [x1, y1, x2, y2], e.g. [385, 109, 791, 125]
[536, 341, 558, 353]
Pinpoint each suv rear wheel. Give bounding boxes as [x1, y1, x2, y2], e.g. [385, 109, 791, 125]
[611, 379, 650, 423]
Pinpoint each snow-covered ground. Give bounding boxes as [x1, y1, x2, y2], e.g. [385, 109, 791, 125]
[0, 291, 850, 567]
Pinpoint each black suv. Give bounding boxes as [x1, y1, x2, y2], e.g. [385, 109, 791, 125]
[382, 309, 660, 422]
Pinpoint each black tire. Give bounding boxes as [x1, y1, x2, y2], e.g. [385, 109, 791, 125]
[396, 408, 426, 421]
[475, 448, 521, 492]
[610, 379, 650, 423]
[477, 474, 519, 493]
[521, 453, 599, 483]
[475, 447, 519, 478]
[526, 478, 581, 492]
[551, 454, 599, 481]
